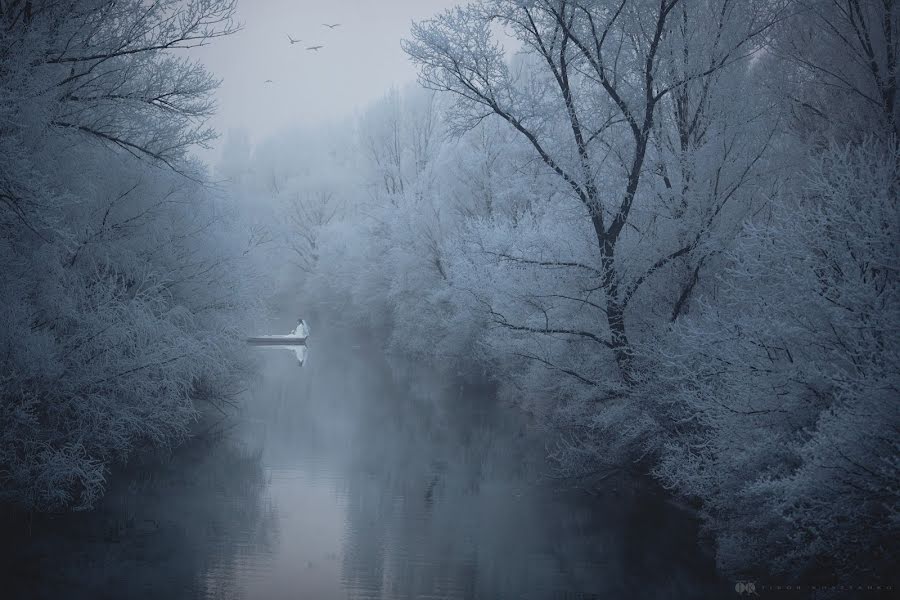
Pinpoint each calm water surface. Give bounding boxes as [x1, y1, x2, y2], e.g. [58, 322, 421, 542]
[2, 337, 723, 599]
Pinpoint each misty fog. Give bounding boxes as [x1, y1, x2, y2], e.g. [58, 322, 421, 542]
[0, 1, 897, 599]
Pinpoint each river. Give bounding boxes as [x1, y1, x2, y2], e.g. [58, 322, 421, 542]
[1, 335, 723, 599]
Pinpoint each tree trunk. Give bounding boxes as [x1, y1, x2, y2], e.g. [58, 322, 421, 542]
[606, 299, 634, 383]
[600, 238, 634, 384]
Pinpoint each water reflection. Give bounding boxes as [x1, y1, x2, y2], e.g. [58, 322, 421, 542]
[2, 335, 723, 599]
[0, 433, 276, 600]
[254, 343, 308, 366]
[237, 337, 721, 599]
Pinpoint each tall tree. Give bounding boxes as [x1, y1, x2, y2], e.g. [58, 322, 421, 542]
[0, 0, 246, 511]
[404, 0, 772, 381]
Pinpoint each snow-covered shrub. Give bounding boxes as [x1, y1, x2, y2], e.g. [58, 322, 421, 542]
[653, 140, 900, 579]
[0, 0, 253, 511]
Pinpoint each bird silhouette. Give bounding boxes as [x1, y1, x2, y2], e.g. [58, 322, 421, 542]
[286, 34, 302, 45]
[306, 45, 323, 51]
[322, 23, 341, 29]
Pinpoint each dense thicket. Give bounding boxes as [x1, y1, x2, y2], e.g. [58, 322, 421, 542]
[0, 0, 256, 511]
[225, 0, 897, 583]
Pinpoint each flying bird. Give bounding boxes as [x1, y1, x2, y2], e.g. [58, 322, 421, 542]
[322, 23, 341, 29]
[306, 45, 323, 51]
[286, 34, 302, 45]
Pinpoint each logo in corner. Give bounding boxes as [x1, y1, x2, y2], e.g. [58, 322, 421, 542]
[735, 581, 758, 596]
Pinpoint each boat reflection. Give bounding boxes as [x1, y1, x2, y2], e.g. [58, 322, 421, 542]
[255, 343, 308, 366]
[248, 319, 310, 366]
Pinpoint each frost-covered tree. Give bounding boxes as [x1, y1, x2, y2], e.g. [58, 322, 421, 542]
[654, 139, 899, 581]
[213, 1, 897, 583]
[776, 0, 900, 143]
[647, 0, 900, 581]
[0, 0, 254, 511]
[404, 0, 775, 382]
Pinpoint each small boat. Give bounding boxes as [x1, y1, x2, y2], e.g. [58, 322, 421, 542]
[246, 319, 309, 346]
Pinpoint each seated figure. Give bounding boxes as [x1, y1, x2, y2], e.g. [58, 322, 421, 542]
[291, 319, 309, 338]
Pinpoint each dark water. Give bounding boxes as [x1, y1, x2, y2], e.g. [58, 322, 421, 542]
[1, 338, 724, 599]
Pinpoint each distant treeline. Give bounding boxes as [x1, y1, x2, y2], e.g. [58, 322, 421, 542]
[224, 0, 899, 585]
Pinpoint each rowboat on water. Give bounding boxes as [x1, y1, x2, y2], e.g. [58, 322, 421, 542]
[246, 319, 309, 346]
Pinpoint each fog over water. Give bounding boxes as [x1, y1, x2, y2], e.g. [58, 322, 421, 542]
[1, 1, 896, 596]
[2, 335, 721, 599]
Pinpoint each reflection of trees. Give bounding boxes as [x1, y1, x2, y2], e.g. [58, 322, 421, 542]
[115, 336, 721, 600]
[0, 433, 276, 600]
[284, 341, 721, 599]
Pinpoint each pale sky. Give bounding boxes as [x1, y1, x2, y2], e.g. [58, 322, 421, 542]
[189, 0, 462, 160]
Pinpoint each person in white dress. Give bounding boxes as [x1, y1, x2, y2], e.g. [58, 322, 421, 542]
[291, 319, 309, 338]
